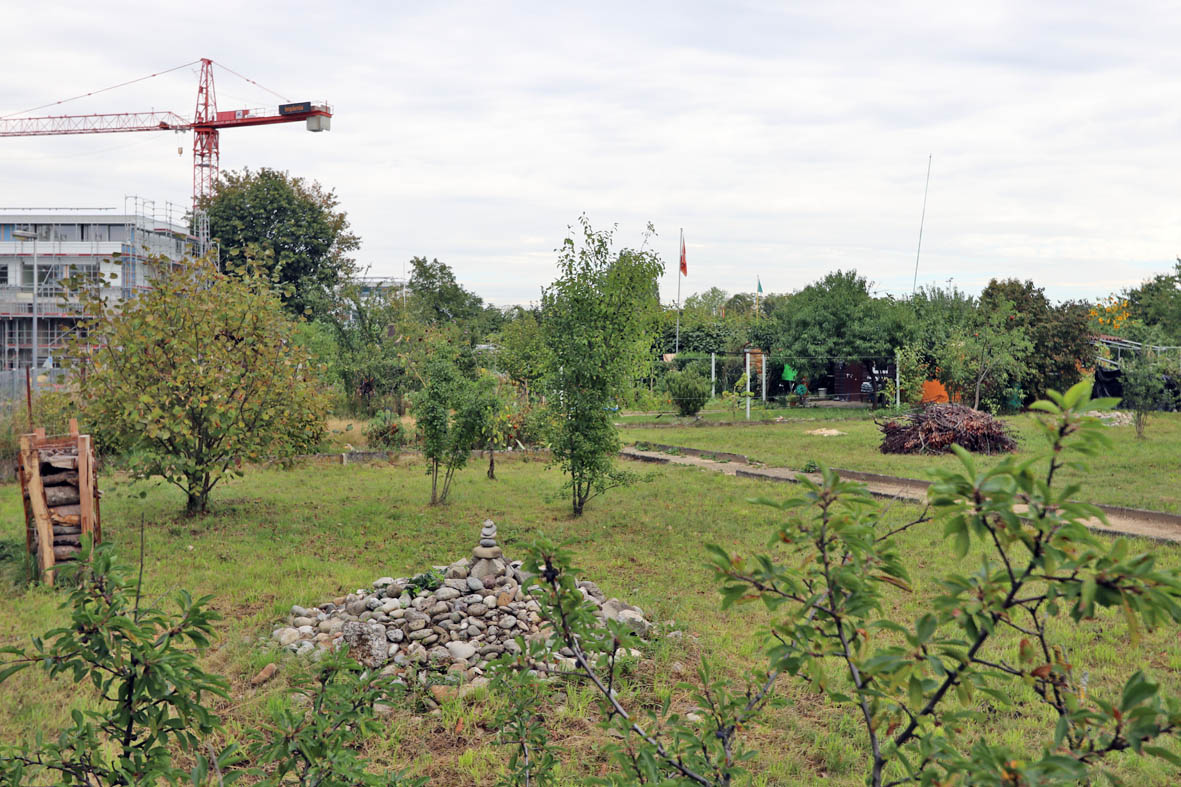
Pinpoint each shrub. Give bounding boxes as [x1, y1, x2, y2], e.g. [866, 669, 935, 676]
[0, 540, 232, 785]
[364, 409, 406, 450]
[664, 369, 711, 416]
[68, 259, 329, 514]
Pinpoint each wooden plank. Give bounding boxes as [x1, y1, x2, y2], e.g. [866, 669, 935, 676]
[78, 436, 95, 543]
[20, 435, 55, 587]
[17, 463, 33, 555]
[45, 486, 81, 506]
[68, 418, 79, 436]
[33, 428, 45, 440]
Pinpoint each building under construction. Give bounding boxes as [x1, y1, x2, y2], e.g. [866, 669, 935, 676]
[0, 197, 194, 372]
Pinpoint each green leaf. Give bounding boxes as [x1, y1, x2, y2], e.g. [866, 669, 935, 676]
[1120, 671, 1158, 712]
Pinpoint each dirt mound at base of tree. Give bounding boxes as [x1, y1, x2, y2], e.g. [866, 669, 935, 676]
[878, 404, 1016, 455]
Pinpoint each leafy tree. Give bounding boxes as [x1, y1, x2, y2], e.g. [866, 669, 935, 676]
[0, 541, 235, 785]
[907, 283, 977, 369]
[0, 542, 423, 787]
[495, 307, 548, 400]
[769, 270, 907, 384]
[708, 383, 1181, 786]
[203, 167, 360, 316]
[408, 257, 484, 324]
[884, 344, 927, 408]
[541, 217, 664, 515]
[939, 300, 1032, 410]
[1125, 261, 1181, 344]
[70, 259, 328, 514]
[412, 354, 487, 504]
[681, 286, 729, 318]
[315, 277, 412, 414]
[980, 279, 1093, 401]
[1120, 353, 1179, 438]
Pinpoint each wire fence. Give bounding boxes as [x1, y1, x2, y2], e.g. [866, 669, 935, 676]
[0, 368, 70, 400]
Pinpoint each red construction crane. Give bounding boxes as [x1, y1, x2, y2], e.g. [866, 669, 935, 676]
[0, 58, 331, 220]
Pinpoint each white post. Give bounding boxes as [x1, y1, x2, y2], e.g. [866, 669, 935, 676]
[710, 352, 716, 399]
[745, 350, 751, 421]
[895, 350, 901, 409]
[761, 354, 767, 403]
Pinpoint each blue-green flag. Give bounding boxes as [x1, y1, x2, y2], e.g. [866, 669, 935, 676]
[757, 277, 763, 294]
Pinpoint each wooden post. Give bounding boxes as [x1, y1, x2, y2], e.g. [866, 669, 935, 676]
[78, 435, 96, 543]
[18, 463, 33, 556]
[20, 435, 56, 587]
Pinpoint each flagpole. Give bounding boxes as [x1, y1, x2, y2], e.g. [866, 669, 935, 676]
[675, 228, 683, 354]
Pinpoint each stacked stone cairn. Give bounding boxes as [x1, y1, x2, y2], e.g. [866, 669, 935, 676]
[271, 520, 653, 682]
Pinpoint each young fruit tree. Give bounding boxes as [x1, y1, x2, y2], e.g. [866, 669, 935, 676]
[69, 259, 328, 515]
[412, 354, 488, 504]
[940, 300, 1032, 411]
[541, 217, 664, 515]
[710, 382, 1181, 785]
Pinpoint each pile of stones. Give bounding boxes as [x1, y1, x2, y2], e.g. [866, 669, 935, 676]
[270, 520, 653, 680]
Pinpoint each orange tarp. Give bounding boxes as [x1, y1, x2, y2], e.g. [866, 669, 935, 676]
[920, 379, 950, 404]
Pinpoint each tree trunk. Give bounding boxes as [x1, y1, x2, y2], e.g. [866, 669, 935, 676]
[186, 489, 208, 516]
[430, 461, 439, 505]
[487, 446, 496, 480]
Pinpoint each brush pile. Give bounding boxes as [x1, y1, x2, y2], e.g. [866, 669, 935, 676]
[878, 403, 1016, 455]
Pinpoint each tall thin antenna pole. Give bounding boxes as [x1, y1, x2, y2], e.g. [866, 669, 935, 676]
[675, 228, 683, 354]
[911, 154, 932, 295]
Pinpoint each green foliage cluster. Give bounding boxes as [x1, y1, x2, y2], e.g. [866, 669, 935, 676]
[314, 277, 412, 415]
[664, 369, 711, 417]
[0, 541, 423, 786]
[497, 383, 1181, 785]
[0, 541, 227, 785]
[540, 217, 665, 515]
[488, 541, 765, 785]
[203, 167, 360, 318]
[364, 409, 407, 450]
[411, 354, 491, 504]
[68, 259, 329, 515]
[1124, 261, 1181, 344]
[407, 568, 445, 597]
[709, 382, 1181, 784]
[1120, 353, 1180, 438]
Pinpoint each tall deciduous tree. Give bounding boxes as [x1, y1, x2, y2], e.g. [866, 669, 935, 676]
[541, 217, 664, 516]
[980, 278, 1093, 401]
[70, 259, 328, 514]
[203, 168, 359, 316]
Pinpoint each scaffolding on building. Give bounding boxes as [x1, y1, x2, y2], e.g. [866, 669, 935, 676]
[0, 198, 195, 390]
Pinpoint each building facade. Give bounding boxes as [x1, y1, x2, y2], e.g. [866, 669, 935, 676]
[0, 202, 194, 370]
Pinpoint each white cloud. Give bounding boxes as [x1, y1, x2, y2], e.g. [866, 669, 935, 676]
[2, 0, 1180, 306]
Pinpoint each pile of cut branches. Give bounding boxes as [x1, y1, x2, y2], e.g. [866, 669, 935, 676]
[878, 403, 1016, 455]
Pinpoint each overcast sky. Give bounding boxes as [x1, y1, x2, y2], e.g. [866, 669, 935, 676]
[3, 1, 1179, 306]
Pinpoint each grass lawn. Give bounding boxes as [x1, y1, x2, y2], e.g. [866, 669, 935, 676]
[2, 453, 1181, 784]
[626, 411, 1181, 514]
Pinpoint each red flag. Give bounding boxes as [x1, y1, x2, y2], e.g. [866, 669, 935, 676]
[679, 236, 687, 276]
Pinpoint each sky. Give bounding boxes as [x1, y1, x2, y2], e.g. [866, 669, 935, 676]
[3, 1, 1180, 307]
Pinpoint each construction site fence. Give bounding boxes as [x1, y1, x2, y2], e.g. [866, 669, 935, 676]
[0, 368, 70, 400]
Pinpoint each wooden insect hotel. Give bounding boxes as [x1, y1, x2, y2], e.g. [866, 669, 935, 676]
[18, 419, 101, 586]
